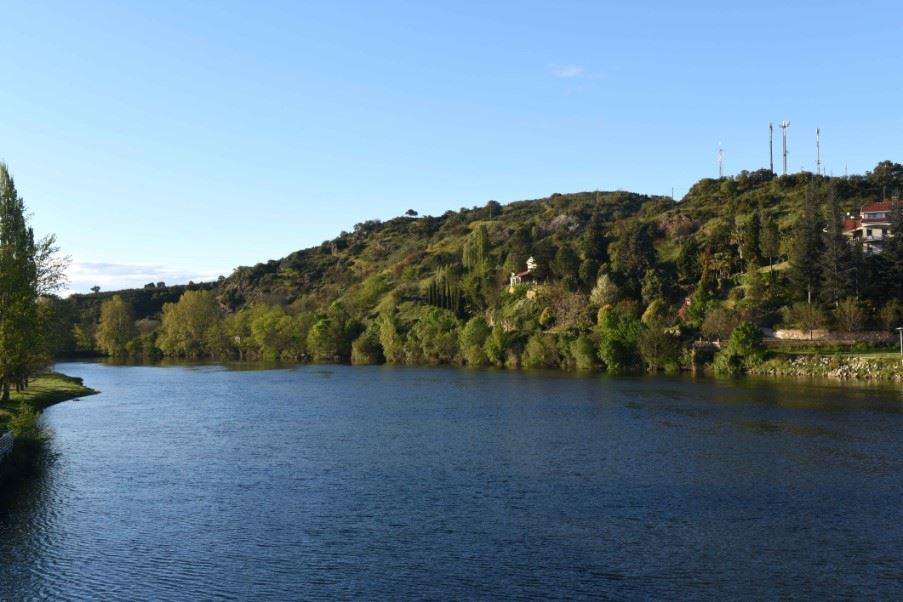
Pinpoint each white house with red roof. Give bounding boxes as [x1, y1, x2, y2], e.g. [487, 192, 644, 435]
[842, 200, 897, 254]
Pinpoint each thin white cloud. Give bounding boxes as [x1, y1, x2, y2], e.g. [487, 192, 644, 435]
[551, 64, 585, 78]
[62, 261, 226, 297]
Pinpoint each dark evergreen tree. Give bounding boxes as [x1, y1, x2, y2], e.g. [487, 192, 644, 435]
[581, 211, 608, 264]
[819, 195, 855, 306]
[882, 201, 903, 300]
[610, 222, 656, 295]
[551, 245, 580, 289]
[759, 211, 780, 272]
[738, 211, 762, 266]
[788, 188, 824, 304]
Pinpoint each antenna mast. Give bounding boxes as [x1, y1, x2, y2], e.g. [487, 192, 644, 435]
[780, 121, 790, 175]
[816, 127, 821, 176]
[769, 122, 774, 174]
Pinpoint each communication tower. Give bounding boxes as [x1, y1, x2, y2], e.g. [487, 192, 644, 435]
[769, 122, 774, 174]
[780, 121, 791, 175]
[816, 128, 821, 176]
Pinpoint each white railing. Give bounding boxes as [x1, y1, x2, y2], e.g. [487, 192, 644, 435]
[0, 431, 13, 459]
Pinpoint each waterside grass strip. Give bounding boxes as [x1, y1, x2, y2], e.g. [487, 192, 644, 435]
[0, 371, 99, 431]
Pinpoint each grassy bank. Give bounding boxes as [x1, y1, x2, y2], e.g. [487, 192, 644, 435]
[0, 371, 98, 484]
[751, 353, 903, 381]
[0, 371, 98, 427]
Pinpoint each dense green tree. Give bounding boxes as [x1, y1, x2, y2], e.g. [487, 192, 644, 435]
[96, 295, 137, 357]
[597, 306, 644, 372]
[404, 307, 460, 364]
[637, 316, 680, 372]
[157, 290, 220, 357]
[378, 312, 405, 364]
[306, 317, 346, 362]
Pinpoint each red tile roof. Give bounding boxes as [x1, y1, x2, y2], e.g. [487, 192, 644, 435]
[842, 218, 861, 232]
[861, 200, 896, 213]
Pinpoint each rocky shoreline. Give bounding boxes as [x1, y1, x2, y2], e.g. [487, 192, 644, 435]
[750, 355, 903, 382]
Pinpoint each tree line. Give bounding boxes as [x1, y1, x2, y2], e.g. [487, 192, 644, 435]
[0, 164, 66, 401]
[71, 161, 903, 375]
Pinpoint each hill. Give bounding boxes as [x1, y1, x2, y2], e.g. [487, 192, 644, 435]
[55, 161, 903, 373]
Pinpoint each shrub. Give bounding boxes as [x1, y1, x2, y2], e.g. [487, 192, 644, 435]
[351, 327, 383, 365]
[782, 302, 826, 337]
[522, 333, 560, 369]
[701, 307, 739, 341]
[570, 335, 597, 371]
[483, 324, 510, 367]
[833, 297, 865, 333]
[460, 317, 491, 366]
[714, 321, 766, 375]
[597, 308, 645, 372]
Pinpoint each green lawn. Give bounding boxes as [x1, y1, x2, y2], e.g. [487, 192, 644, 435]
[0, 372, 98, 430]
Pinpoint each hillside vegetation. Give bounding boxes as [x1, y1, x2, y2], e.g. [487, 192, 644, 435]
[55, 161, 903, 374]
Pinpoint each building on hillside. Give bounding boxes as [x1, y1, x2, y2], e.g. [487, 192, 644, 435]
[509, 256, 540, 292]
[842, 200, 897, 254]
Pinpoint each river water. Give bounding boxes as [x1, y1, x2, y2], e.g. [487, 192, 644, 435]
[1, 363, 902, 600]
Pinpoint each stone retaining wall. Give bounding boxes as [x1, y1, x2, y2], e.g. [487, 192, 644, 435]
[764, 328, 895, 344]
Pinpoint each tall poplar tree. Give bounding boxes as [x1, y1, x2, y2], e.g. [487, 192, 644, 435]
[0, 163, 40, 401]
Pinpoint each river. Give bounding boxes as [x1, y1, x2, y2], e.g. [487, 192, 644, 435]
[1, 363, 902, 600]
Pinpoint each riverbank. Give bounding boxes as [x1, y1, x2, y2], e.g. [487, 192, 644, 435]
[0, 371, 98, 485]
[750, 353, 903, 382]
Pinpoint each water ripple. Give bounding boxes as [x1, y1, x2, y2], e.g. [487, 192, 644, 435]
[1, 364, 901, 600]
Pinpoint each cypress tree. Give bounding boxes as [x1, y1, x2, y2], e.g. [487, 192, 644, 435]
[788, 188, 825, 304]
[819, 195, 855, 307]
[759, 211, 780, 273]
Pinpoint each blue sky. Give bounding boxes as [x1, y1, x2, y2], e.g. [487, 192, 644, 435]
[1, 0, 900, 294]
